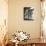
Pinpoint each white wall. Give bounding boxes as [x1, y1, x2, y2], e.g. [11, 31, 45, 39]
[8, 0, 41, 39]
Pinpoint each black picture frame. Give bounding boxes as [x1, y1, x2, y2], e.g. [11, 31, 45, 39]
[24, 7, 34, 20]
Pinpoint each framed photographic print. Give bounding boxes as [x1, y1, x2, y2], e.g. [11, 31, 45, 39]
[24, 7, 34, 20]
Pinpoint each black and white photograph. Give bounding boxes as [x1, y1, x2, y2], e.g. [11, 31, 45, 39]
[24, 7, 34, 20]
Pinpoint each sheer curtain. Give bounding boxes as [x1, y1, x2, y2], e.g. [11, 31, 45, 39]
[41, 0, 46, 40]
[43, 0, 46, 39]
[0, 0, 8, 45]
